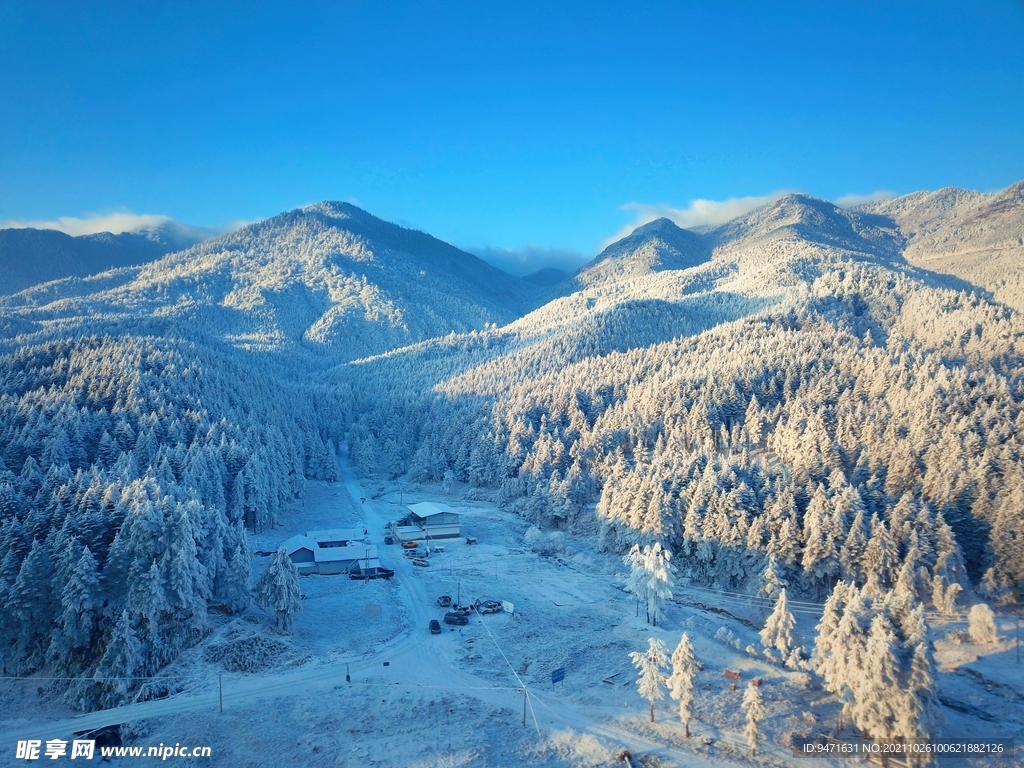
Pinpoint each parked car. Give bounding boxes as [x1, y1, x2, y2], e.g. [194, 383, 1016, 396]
[411, 558, 429, 567]
[437, 595, 452, 607]
[443, 612, 469, 626]
[477, 600, 502, 615]
[429, 619, 442, 634]
[401, 541, 419, 549]
[349, 566, 395, 581]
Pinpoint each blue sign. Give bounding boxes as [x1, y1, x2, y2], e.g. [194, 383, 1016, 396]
[551, 667, 565, 684]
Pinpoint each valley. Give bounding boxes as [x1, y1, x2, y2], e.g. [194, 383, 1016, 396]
[1, 184, 1024, 765]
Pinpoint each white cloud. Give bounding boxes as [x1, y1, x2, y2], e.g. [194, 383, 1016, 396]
[835, 191, 897, 208]
[601, 192, 787, 249]
[0, 211, 174, 236]
[467, 244, 588, 277]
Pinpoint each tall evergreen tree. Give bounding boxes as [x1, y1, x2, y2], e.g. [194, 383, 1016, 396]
[253, 546, 302, 632]
[666, 632, 699, 737]
[630, 637, 668, 723]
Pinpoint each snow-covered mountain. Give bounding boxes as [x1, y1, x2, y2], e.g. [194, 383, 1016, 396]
[3, 183, 1024, 725]
[573, 217, 711, 288]
[342, 187, 1024, 601]
[857, 182, 1024, 309]
[0, 202, 544, 360]
[0, 222, 212, 295]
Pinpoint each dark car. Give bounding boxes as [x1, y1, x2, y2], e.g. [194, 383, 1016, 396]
[349, 566, 396, 580]
[429, 619, 442, 634]
[443, 612, 469, 626]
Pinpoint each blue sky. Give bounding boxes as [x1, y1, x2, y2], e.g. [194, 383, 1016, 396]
[1, 1, 1023, 274]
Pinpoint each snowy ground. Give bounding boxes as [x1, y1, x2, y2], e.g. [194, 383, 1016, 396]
[2, 448, 1021, 767]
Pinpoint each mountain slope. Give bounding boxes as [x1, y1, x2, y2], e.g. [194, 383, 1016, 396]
[0, 202, 544, 360]
[857, 182, 1024, 310]
[0, 223, 210, 295]
[342, 191, 1024, 601]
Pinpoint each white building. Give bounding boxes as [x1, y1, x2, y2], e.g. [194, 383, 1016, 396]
[282, 531, 378, 575]
[391, 501, 461, 543]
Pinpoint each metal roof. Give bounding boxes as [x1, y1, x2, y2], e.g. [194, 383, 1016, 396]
[306, 528, 365, 544]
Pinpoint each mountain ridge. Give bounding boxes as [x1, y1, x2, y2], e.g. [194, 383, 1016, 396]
[0, 202, 545, 361]
[0, 223, 211, 295]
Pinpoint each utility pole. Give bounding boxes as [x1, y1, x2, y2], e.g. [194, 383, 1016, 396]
[522, 688, 527, 726]
[219, 674, 223, 713]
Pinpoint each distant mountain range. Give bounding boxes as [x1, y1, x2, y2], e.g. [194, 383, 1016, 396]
[0, 221, 214, 295]
[2, 184, 1023, 361]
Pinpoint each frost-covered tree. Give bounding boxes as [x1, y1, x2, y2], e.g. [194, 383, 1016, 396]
[622, 543, 647, 618]
[48, 546, 102, 665]
[643, 542, 673, 627]
[666, 632, 698, 736]
[761, 588, 797, 665]
[630, 637, 668, 723]
[758, 554, 788, 600]
[852, 613, 901, 742]
[742, 681, 765, 755]
[94, 610, 144, 708]
[622, 542, 673, 625]
[967, 603, 998, 645]
[220, 525, 253, 613]
[253, 547, 302, 632]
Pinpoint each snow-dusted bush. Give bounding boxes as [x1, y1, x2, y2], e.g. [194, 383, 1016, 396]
[790, 672, 813, 690]
[204, 627, 300, 672]
[524, 526, 566, 556]
[541, 730, 616, 767]
[968, 603, 998, 645]
[714, 626, 743, 650]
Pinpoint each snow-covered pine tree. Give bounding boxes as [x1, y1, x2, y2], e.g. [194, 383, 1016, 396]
[48, 546, 102, 667]
[253, 546, 302, 632]
[643, 542, 673, 627]
[814, 580, 849, 684]
[629, 637, 668, 723]
[758, 554, 788, 600]
[666, 632, 698, 737]
[761, 588, 797, 665]
[622, 543, 647, 619]
[742, 681, 766, 755]
[94, 609, 144, 708]
[852, 613, 901, 742]
[220, 524, 253, 613]
[908, 640, 942, 742]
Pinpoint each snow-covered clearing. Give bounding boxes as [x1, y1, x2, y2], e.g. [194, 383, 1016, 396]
[2, 446, 1020, 766]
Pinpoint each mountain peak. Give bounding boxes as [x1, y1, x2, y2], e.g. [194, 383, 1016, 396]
[574, 217, 711, 288]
